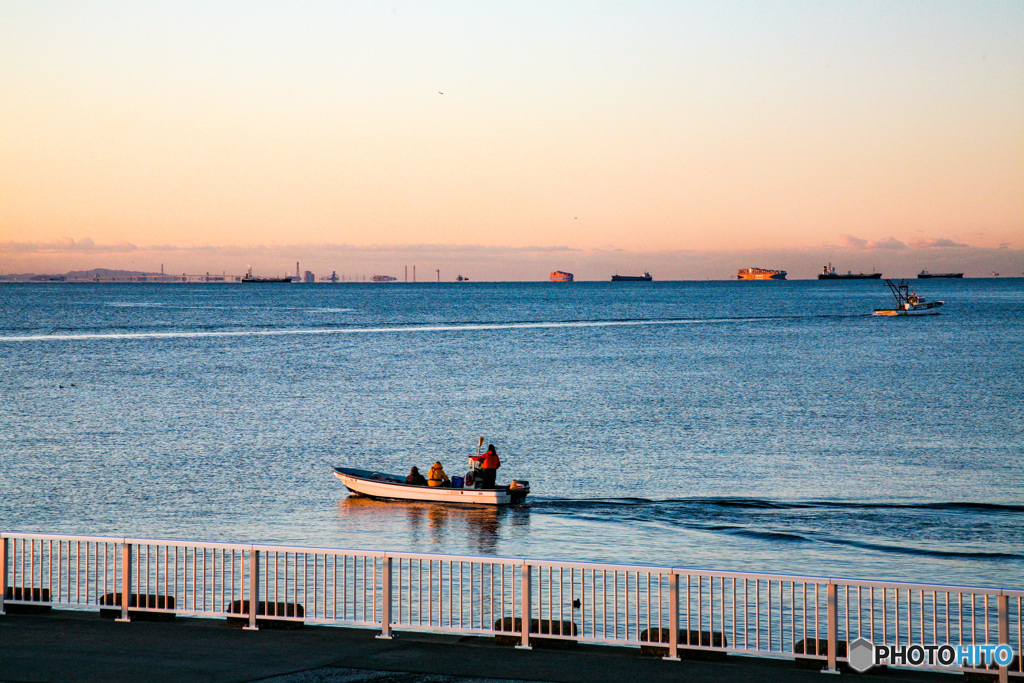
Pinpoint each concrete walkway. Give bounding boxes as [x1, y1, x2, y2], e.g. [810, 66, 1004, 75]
[0, 610, 964, 683]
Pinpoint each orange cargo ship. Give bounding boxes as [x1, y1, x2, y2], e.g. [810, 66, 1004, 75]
[550, 271, 574, 282]
[737, 268, 787, 280]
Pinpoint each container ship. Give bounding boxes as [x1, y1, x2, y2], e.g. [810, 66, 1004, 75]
[818, 263, 881, 280]
[737, 268, 786, 280]
[611, 272, 652, 282]
[918, 271, 963, 279]
[550, 271, 574, 282]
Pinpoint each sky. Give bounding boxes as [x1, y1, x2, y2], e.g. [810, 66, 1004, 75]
[1, 1, 1022, 279]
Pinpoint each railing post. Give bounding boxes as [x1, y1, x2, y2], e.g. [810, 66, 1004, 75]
[118, 542, 132, 622]
[825, 581, 838, 673]
[0, 536, 8, 615]
[517, 563, 532, 650]
[664, 571, 680, 660]
[377, 555, 393, 639]
[245, 549, 260, 630]
[997, 594, 1009, 683]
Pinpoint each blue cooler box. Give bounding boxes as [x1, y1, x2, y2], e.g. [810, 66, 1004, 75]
[452, 476, 464, 489]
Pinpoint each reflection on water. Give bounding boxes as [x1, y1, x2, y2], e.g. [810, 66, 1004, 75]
[335, 495, 530, 556]
[4, 281, 1022, 589]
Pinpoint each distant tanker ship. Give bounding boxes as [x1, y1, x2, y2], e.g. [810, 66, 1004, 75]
[818, 263, 881, 280]
[241, 266, 293, 283]
[611, 271, 652, 282]
[918, 270, 963, 279]
[737, 268, 786, 280]
[550, 271, 574, 282]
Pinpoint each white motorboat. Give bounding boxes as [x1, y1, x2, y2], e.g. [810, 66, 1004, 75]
[333, 467, 530, 506]
[874, 279, 944, 316]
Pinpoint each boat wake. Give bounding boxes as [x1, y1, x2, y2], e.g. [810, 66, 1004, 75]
[528, 497, 1024, 562]
[0, 313, 865, 342]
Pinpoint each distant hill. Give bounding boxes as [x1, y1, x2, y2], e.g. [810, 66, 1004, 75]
[0, 268, 157, 282]
[63, 268, 157, 279]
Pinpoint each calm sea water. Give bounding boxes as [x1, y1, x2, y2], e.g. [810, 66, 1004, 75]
[1, 279, 1022, 588]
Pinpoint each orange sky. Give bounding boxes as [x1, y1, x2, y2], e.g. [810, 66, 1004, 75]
[2, 2, 1022, 278]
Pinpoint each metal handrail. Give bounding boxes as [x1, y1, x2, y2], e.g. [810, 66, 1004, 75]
[2, 532, 1020, 681]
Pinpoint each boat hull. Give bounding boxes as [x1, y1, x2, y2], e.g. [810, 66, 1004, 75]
[611, 274, 652, 282]
[818, 273, 882, 280]
[333, 467, 528, 505]
[917, 272, 963, 279]
[873, 302, 944, 316]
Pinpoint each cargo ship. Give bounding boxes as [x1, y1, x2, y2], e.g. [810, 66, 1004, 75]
[371, 275, 397, 282]
[611, 272, 652, 282]
[818, 263, 881, 280]
[241, 266, 293, 283]
[550, 271, 574, 283]
[918, 271, 963, 279]
[737, 268, 786, 280]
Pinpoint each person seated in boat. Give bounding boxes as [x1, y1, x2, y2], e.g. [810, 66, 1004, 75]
[405, 466, 427, 486]
[427, 462, 451, 487]
[470, 444, 501, 489]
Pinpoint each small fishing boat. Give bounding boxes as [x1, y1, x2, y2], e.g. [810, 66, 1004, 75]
[333, 467, 530, 506]
[873, 279, 944, 316]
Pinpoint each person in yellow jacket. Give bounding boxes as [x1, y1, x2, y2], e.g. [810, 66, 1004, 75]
[427, 462, 451, 487]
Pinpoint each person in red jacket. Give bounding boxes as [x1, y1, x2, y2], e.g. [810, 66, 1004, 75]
[471, 444, 501, 489]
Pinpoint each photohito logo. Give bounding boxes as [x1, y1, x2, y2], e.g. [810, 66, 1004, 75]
[848, 637, 1016, 672]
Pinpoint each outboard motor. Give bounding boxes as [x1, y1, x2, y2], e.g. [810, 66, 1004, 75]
[508, 480, 530, 504]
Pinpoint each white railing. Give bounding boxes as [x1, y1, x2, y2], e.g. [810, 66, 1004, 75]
[2, 532, 1021, 680]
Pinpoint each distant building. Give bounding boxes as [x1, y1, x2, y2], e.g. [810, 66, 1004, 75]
[303, 270, 315, 283]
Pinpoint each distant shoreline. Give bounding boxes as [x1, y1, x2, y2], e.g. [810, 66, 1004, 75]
[2, 275, 1019, 283]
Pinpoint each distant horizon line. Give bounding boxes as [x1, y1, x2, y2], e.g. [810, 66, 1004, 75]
[3, 241, 1022, 281]
[2, 266, 1018, 284]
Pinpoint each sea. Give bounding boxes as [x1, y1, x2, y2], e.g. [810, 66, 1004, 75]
[1, 278, 1022, 590]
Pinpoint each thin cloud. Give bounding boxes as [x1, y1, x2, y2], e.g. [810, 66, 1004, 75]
[0, 240, 578, 257]
[843, 235, 906, 250]
[0, 238, 143, 253]
[869, 237, 907, 249]
[912, 238, 968, 248]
